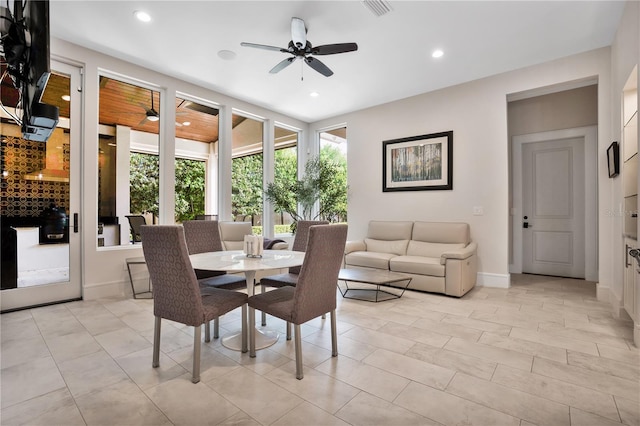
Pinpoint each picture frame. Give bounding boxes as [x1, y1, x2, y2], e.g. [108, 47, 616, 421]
[383, 131, 453, 192]
[607, 141, 619, 178]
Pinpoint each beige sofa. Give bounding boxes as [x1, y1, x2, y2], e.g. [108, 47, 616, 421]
[344, 221, 477, 297]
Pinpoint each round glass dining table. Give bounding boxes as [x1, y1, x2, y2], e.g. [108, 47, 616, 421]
[189, 249, 305, 351]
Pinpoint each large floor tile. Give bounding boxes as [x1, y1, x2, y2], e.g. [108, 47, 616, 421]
[446, 372, 571, 425]
[144, 374, 240, 425]
[335, 392, 437, 425]
[492, 364, 620, 421]
[207, 367, 304, 425]
[273, 401, 351, 426]
[363, 348, 455, 390]
[395, 381, 520, 426]
[0, 388, 85, 426]
[0, 356, 66, 409]
[265, 362, 360, 414]
[443, 336, 533, 370]
[533, 357, 640, 401]
[404, 342, 497, 380]
[75, 378, 171, 425]
[57, 350, 130, 398]
[315, 355, 410, 402]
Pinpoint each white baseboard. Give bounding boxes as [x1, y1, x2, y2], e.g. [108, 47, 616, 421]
[476, 272, 510, 288]
[83, 280, 125, 300]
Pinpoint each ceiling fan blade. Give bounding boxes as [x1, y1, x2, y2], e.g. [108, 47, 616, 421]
[291, 17, 307, 49]
[240, 42, 288, 53]
[138, 102, 152, 114]
[304, 57, 333, 77]
[311, 43, 358, 55]
[270, 57, 296, 74]
[138, 117, 149, 126]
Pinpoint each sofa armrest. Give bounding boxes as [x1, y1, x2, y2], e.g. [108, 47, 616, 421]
[440, 242, 477, 265]
[345, 240, 366, 254]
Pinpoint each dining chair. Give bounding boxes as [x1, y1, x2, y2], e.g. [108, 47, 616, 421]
[259, 220, 329, 332]
[248, 224, 347, 379]
[140, 225, 248, 383]
[182, 220, 247, 340]
[125, 214, 147, 243]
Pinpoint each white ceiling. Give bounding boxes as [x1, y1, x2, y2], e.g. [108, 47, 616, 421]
[49, 1, 625, 123]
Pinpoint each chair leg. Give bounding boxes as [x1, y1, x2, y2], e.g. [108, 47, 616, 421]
[286, 321, 292, 340]
[205, 321, 211, 343]
[261, 283, 267, 326]
[330, 310, 338, 357]
[249, 307, 256, 357]
[294, 324, 303, 380]
[214, 317, 220, 339]
[152, 316, 161, 368]
[192, 325, 201, 384]
[241, 305, 248, 353]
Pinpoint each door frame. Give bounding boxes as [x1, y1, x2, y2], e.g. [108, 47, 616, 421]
[1, 60, 83, 312]
[511, 125, 598, 281]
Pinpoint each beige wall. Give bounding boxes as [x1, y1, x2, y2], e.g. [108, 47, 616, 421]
[311, 48, 612, 289]
[508, 85, 598, 138]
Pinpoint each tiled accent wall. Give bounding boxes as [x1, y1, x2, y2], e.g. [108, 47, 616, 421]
[1, 135, 70, 217]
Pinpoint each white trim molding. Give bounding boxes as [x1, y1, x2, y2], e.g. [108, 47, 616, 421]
[476, 273, 511, 289]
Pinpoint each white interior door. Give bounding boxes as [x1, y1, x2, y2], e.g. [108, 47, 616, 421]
[1, 60, 82, 311]
[521, 137, 585, 278]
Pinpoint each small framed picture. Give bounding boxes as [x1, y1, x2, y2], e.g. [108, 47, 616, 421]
[607, 141, 619, 178]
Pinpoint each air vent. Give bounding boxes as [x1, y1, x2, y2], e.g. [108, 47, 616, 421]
[361, 0, 392, 17]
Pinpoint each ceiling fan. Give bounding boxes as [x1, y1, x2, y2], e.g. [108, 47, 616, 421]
[241, 17, 358, 77]
[137, 91, 160, 126]
[133, 91, 189, 127]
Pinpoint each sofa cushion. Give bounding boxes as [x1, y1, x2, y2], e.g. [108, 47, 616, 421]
[412, 221, 470, 244]
[365, 238, 409, 255]
[368, 221, 414, 240]
[345, 251, 396, 269]
[390, 256, 445, 277]
[407, 240, 466, 258]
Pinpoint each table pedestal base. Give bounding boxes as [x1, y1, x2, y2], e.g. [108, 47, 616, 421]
[221, 328, 279, 351]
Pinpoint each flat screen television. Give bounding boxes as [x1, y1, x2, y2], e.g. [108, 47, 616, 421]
[21, 0, 58, 141]
[0, 0, 58, 142]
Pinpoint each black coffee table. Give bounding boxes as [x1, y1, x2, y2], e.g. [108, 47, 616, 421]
[337, 268, 412, 302]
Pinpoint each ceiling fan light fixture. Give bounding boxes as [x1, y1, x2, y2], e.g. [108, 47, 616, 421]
[361, 0, 393, 17]
[147, 115, 160, 122]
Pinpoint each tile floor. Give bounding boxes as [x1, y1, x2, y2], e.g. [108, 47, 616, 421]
[1, 274, 639, 425]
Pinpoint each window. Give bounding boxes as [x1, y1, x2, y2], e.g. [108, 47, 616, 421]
[231, 113, 264, 233]
[174, 96, 220, 222]
[319, 128, 348, 223]
[97, 76, 160, 246]
[273, 125, 298, 235]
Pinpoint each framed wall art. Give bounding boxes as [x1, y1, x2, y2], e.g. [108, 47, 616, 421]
[382, 130, 453, 191]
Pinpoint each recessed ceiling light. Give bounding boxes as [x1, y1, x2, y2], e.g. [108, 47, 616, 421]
[61, 95, 71, 101]
[182, 121, 191, 126]
[134, 10, 151, 22]
[432, 49, 444, 58]
[310, 92, 320, 97]
[218, 50, 237, 60]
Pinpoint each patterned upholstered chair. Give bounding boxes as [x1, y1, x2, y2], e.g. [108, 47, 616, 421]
[182, 220, 247, 340]
[248, 224, 347, 379]
[259, 220, 329, 332]
[140, 225, 248, 384]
